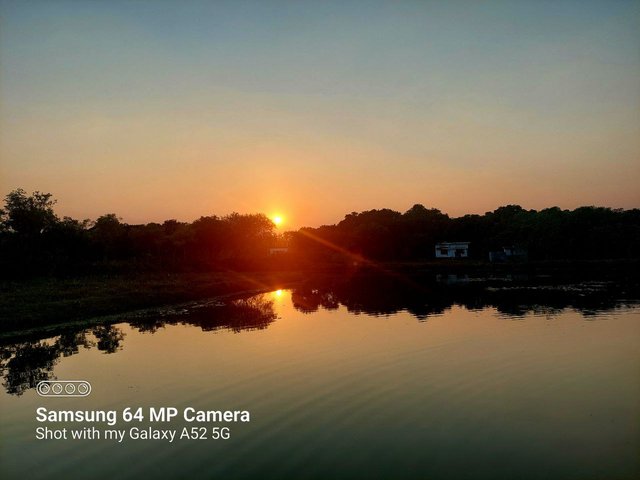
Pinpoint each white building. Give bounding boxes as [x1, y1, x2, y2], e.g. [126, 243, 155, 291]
[269, 247, 289, 255]
[435, 242, 470, 258]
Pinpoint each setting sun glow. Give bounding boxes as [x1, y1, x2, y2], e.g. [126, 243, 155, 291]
[272, 215, 283, 227]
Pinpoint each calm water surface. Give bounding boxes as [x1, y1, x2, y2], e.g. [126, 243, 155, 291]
[1, 281, 639, 479]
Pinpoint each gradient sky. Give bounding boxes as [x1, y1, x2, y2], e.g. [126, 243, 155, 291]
[1, 0, 639, 228]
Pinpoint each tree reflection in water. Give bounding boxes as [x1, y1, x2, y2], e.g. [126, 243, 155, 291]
[1, 342, 59, 396]
[129, 295, 277, 333]
[0, 296, 276, 395]
[1, 280, 637, 396]
[290, 275, 638, 320]
[0, 326, 122, 395]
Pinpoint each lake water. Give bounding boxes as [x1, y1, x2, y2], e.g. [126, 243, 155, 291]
[1, 277, 639, 479]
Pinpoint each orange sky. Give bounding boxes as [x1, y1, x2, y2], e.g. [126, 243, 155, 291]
[1, 1, 639, 229]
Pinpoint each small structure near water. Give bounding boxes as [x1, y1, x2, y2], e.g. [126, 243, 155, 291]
[435, 242, 470, 258]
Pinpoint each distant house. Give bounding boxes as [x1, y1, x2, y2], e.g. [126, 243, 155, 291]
[489, 246, 528, 263]
[435, 242, 470, 258]
[269, 247, 289, 255]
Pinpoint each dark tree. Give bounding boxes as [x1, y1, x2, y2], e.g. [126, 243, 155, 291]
[0, 189, 58, 236]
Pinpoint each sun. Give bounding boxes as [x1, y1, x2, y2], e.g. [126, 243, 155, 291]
[272, 215, 283, 226]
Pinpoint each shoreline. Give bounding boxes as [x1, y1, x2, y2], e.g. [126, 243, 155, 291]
[2, 260, 638, 340]
[0, 287, 275, 342]
[0, 271, 304, 339]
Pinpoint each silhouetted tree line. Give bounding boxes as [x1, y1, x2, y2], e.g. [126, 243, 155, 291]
[0, 189, 278, 276]
[289, 204, 640, 264]
[1, 189, 639, 277]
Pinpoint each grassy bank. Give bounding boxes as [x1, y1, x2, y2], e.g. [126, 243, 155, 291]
[2, 259, 637, 338]
[0, 270, 303, 336]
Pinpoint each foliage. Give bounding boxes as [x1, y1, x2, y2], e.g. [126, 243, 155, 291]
[0, 189, 279, 276]
[1, 188, 639, 277]
[288, 204, 640, 263]
[0, 188, 58, 235]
